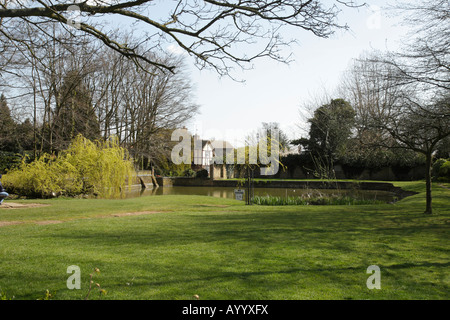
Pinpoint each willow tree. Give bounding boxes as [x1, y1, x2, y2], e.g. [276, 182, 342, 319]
[4, 135, 136, 198]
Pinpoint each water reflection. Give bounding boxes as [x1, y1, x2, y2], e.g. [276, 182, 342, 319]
[125, 186, 395, 202]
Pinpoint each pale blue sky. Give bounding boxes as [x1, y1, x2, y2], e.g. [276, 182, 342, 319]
[177, 1, 410, 147]
[89, 1, 411, 147]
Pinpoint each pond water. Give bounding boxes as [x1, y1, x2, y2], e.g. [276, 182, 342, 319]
[125, 185, 396, 202]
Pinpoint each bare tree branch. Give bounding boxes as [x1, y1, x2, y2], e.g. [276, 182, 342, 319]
[0, 0, 360, 76]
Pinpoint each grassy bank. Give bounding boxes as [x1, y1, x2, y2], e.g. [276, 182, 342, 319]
[0, 181, 448, 300]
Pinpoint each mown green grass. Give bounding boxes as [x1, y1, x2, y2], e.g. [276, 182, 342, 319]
[0, 181, 448, 300]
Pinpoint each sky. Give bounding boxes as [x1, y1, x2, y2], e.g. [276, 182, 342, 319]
[7, 0, 411, 148]
[174, 1, 411, 148]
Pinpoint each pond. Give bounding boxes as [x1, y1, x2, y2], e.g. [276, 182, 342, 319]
[125, 185, 397, 203]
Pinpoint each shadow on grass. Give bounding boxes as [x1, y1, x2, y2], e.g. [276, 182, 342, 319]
[44, 207, 449, 253]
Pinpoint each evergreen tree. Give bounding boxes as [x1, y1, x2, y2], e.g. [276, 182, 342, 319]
[299, 99, 356, 160]
[52, 71, 100, 151]
[0, 94, 17, 152]
[15, 118, 34, 152]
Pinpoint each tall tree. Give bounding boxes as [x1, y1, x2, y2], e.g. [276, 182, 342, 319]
[376, 91, 449, 215]
[118, 55, 199, 169]
[343, 54, 450, 215]
[379, 0, 450, 91]
[261, 122, 290, 153]
[52, 70, 100, 151]
[0, 94, 17, 151]
[296, 98, 355, 161]
[344, 0, 450, 214]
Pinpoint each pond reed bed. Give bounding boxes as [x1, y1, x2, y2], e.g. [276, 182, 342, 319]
[251, 194, 385, 206]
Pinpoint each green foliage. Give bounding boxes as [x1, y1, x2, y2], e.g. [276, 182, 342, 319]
[302, 99, 356, 159]
[182, 168, 197, 177]
[432, 159, 446, 180]
[85, 268, 107, 300]
[0, 94, 16, 152]
[37, 289, 54, 300]
[0, 290, 13, 300]
[252, 194, 384, 206]
[433, 159, 450, 182]
[156, 156, 193, 177]
[0, 94, 35, 153]
[196, 169, 209, 178]
[3, 135, 136, 198]
[0, 151, 26, 174]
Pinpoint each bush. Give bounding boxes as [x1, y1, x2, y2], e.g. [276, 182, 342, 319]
[0, 151, 26, 174]
[196, 169, 209, 178]
[158, 161, 192, 177]
[183, 168, 196, 177]
[437, 160, 450, 182]
[432, 158, 450, 182]
[3, 135, 136, 198]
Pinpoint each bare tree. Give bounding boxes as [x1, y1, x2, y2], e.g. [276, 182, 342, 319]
[114, 54, 199, 169]
[375, 0, 449, 91]
[0, 0, 363, 76]
[352, 0, 450, 214]
[1, 22, 198, 165]
[343, 55, 450, 214]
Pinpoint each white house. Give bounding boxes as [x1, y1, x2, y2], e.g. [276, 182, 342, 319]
[193, 135, 234, 172]
[193, 139, 214, 166]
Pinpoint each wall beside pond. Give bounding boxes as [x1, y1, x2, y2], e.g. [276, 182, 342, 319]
[210, 164, 235, 179]
[155, 177, 215, 187]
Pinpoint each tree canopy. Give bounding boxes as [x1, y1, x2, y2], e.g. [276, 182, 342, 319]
[296, 98, 355, 160]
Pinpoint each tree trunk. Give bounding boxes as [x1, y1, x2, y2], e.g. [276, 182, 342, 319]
[424, 152, 432, 214]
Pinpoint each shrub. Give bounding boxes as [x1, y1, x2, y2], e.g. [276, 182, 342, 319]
[158, 161, 192, 177]
[0, 151, 26, 174]
[196, 169, 209, 178]
[437, 160, 450, 182]
[183, 168, 196, 177]
[432, 158, 450, 182]
[3, 135, 136, 198]
[432, 158, 446, 180]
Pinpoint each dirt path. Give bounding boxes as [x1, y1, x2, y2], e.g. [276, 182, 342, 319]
[0, 202, 50, 209]
[0, 208, 165, 228]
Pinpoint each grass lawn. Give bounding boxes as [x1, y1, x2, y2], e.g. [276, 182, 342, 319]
[0, 181, 448, 300]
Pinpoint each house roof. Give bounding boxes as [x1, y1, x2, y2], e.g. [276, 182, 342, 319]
[210, 140, 234, 150]
[201, 140, 210, 149]
[197, 138, 234, 150]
